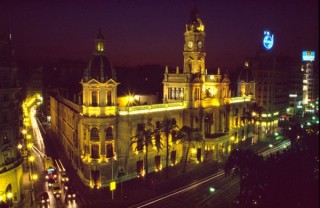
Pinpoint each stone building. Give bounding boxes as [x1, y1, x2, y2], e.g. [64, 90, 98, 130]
[0, 30, 23, 206]
[50, 8, 255, 188]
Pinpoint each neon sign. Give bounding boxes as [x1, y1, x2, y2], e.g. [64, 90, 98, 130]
[302, 51, 315, 62]
[263, 30, 274, 50]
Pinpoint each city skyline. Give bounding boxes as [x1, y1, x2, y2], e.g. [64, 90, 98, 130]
[0, 0, 319, 69]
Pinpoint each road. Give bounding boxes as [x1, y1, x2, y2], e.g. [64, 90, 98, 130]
[128, 139, 291, 208]
[28, 108, 84, 208]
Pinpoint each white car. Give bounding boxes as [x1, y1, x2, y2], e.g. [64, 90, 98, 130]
[52, 183, 62, 198]
[61, 172, 69, 182]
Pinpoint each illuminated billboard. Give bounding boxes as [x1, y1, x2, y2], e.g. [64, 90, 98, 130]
[302, 51, 315, 62]
[263, 30, 274, 50]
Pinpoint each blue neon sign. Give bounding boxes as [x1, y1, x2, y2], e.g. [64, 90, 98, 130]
[263, 30, 274, 50]
[302, 51, 315, 62]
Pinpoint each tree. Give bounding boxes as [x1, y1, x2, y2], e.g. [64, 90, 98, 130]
[224, 148, 263, 207]
[130, 128, 154, 179]
[250, 103, 264, 142]
[176, 126, 204, 173]
[160, 116, 178, 179]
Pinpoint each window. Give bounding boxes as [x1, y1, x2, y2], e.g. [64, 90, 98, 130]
[106, 127, 113, 140]
[155, 155, 161, 170]
[107, 91, 112, 106]
[106, 143, 114, 158]
[170, 150, 176, 165]
[90, 128, 99, 141]
[91, 144, 99, 159]
[91, 170, 100, 188]
[136, 160, 144, 176]
[92, 91, 98, 106]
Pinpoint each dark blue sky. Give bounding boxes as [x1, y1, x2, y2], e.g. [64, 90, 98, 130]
[1, 0, 318, 69]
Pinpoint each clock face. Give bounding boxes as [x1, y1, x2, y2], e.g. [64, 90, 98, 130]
[198, 41, 202, 48]
[187, 41, 193, 49]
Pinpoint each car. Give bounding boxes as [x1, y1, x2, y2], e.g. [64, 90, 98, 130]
[40, 192, 49, 204]
[52, 182, 62, 198]
[65, 188, 77, 201]
[60, 172, 69, 182]
[63, 181, 72, 192]
[47, 178, 55, 188]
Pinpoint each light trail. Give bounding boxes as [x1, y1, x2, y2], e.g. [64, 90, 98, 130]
[129, 170, 225, 208]
[130, 140, 292, 208]
[32, 145, 46, 158]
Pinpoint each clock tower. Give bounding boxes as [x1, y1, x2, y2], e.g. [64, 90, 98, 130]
[183, 7, 206, 75]
[163, 7, 209, 110]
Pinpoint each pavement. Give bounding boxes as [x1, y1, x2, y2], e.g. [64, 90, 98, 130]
[19, 159, 33, 208]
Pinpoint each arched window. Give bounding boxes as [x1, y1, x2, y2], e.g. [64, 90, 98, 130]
[90, 128, 99, 141]
[106, 127, 113, 140]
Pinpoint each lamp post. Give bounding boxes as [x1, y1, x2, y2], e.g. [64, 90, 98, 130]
[117, 169, 126, 200]
[28, 155, 35, 205]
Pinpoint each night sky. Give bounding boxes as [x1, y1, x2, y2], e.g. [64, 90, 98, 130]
[0, 0, 318, 69]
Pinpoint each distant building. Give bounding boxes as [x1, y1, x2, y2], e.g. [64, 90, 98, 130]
[50, 8, 255, 188]
[0, 30, 23, 206]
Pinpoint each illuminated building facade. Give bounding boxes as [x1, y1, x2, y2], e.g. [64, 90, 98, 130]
[50, 8, 255, 188]
[0, 31, 23, 206]
[251, 45, 293, 138]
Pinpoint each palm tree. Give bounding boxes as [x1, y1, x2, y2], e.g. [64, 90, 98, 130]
[160, 116, 178, 179]
[130, 128, 154, 179]
[250, 103, 264, 142]
[224, 148, 263, 207]
[176, 126, 204, 173]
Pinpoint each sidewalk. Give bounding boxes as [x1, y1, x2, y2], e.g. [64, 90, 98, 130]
[19, 160, 33, 208]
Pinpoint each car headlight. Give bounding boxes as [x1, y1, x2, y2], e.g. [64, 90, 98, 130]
[47, 199, 49, 202]
[73, 194, 76, 197]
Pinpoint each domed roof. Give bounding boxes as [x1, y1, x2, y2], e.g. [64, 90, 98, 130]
[82, 31, 115, 83]
[238, 60, 255, 83]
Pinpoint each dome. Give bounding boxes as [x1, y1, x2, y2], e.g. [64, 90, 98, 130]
[238, 61, 255, 83]
[82, 31, 115, 83]
[84, 55, 114, 82]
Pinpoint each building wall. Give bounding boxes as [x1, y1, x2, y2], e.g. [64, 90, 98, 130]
[0, 32, 23, 206]
[0, 162, 23, 205]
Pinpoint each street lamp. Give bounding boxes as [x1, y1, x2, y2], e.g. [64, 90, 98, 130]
[28, 155, 36, 205]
